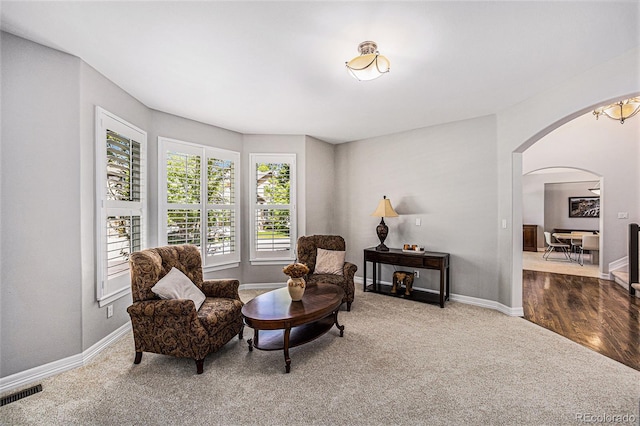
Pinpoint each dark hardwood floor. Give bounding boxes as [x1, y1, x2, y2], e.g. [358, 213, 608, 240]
[523, 269, 640, 371]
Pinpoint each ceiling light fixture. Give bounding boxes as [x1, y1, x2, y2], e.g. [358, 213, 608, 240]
[345, 41, 390, 81]
[588, 181, 600, 195]
[593, 97, 640, 124]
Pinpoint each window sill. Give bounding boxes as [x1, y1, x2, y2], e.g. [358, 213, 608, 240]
[203, 262, 240, 272]
[98, 288, 130, 308]
[249, 259, 293, 266]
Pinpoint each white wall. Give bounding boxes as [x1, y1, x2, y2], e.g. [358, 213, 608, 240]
[304, 136, 336, 236]
[1, 32, 83, 376]
[544, 182, 599, 233]
[335, 115, 500, 301]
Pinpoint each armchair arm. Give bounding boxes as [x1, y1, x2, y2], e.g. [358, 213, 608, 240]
[126, 299, 210, 359]
[127, 299, 198, 319]
[343, 262, 358, 282]
[201, 279, 241, 300]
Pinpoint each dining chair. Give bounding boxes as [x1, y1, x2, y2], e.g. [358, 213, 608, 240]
[543, 231, 572, 261]
[578, 234, 600, 266]
[570, 232, 588, 260]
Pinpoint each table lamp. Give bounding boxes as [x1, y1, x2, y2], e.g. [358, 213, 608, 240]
[371, 195, 399, 251]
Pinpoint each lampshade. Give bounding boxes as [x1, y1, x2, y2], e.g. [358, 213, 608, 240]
[371, 196, 399, 218]
[345, 41, 390, 82]
[593, 97, 640, 124]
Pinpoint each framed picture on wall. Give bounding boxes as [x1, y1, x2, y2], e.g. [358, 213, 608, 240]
[568, 196, 600, 218]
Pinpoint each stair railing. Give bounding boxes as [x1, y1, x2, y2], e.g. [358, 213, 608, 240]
[629, 223, 638, 296]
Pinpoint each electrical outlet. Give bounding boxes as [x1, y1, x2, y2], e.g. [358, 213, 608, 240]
[414, 270, 420, 278]
[107, 305, 113, 318]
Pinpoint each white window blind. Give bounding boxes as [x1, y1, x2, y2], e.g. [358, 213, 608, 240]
[96, 107, 147, 306]
[250, 153, 296, 263]
[207, 157, 236, 256]
[159, 137, 240, 269]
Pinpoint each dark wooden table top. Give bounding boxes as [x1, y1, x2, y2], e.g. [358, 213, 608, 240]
[242, 284, 345, 330]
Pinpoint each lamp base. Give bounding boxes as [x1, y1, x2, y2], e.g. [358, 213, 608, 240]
[376, 218, 389, 251]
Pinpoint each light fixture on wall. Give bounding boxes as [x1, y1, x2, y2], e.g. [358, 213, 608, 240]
[593, 97, 640, 124]
[589, 181, 600, 195]
[371, 195, 399, 251]
[345, 41, 390, 81]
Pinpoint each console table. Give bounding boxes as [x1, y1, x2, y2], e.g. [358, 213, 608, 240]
[363, 248, 450, 308]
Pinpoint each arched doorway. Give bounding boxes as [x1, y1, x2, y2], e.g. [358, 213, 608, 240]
[521, 166, 602, 276]
[512, 103, 639, 369]
[510, 99, 639, 304]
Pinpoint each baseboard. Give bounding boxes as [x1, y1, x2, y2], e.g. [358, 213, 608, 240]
[608, 256, 628, 274]
[0, 322, 131, 394]
[354, 276, 524, 317]
[451, 293, 524, 317]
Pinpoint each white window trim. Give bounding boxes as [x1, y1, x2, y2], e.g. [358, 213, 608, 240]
[158, 137, 241, 271]
[95, 107, 147, 307]
[249, 153, 297, 265]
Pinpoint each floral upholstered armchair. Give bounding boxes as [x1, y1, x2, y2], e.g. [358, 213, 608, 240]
[127, 244, 244, 374]
[297, 235, 357, 311]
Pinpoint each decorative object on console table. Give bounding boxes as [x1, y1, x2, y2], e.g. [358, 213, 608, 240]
[391, 271, 414, 295]
[371, 195, 399, 251]
[363, 248, 450, 308]
[283, 263, 309, 301]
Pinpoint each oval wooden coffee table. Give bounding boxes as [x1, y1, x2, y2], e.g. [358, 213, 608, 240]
[241, 283, 345, 373]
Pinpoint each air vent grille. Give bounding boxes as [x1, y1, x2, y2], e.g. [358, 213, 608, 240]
[0, 384, 42, 406]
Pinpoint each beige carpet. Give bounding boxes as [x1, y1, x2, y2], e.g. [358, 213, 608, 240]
[1, 287, 638, 425]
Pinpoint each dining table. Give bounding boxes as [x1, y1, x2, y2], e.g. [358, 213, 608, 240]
[552, 233, 583, 243]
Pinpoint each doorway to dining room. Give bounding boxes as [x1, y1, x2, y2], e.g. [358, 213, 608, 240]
[522, 167, 602, 275]
[517, 106, 639, 370]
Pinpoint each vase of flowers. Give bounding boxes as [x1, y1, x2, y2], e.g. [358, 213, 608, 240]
[283, 262, 309, 301]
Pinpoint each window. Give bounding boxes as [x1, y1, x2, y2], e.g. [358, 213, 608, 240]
[96, 107, 147, 306]
[159, 137, 240, 269]
[249, 153, 297, 263]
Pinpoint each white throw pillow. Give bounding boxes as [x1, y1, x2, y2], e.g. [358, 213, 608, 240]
[314, 248, 345, 276]
[151, 267, 206, 311]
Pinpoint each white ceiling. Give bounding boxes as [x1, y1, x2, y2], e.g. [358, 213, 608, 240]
[1, 1, 638, 143]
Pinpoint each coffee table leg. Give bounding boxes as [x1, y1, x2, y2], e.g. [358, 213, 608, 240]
[248, 329, 258, 352]
[334, 311, 344, 337]
[283, 328, 291, 373]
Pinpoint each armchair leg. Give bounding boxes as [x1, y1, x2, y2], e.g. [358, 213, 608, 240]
[346, 301, 352, 312]
[195, 359, 204, 374]
[238, 325, 244, 340]
[134, 352, 142, 364]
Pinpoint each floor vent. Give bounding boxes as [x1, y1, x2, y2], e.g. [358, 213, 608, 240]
[0, 384, 43, 406]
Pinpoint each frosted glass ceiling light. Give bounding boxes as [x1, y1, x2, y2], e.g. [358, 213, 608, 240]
[593, 97, 640, 124]
[345, 41, 390, 81]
